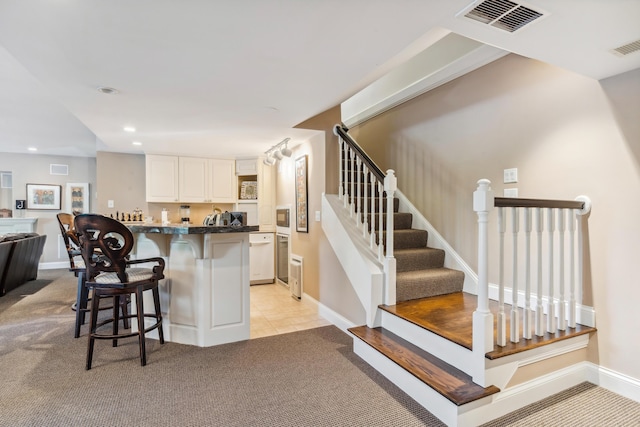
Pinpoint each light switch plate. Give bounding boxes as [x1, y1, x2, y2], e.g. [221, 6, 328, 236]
[315, 211, 321, 222]
[504, 168, 518, 184]
[107, 200, 114, 208]
[504, 188, 518, 198]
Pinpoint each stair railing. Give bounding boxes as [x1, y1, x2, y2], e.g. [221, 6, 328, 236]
[473, 179, 592, 353]
[334, 124, 397, 305]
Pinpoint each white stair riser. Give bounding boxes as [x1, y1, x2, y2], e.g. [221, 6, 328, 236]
[353, 338, 462, 426]
[381, 309, 474, 375]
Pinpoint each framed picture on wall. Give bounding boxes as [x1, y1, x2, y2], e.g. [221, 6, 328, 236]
[26, 184, 62, 210]
[295, 155, 308, 233]
[66, 182, 89, 215]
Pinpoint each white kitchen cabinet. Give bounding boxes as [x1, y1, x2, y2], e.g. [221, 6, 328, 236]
[146, 155, 179, 202]
[208, 158, 235, 203]
[147, 155, 235, 203]
[179, 157, 209, 202]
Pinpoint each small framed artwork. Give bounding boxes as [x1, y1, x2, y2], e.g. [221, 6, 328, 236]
[26, 184, 62, 210]
[295, 155, 308, 233]
[66, 182, 90, 215]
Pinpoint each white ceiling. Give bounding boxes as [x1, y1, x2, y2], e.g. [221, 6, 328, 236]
[0, 0, 638, 159]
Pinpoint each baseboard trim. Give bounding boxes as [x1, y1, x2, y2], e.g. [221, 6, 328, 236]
[39, 261, 68, 270]
[586, 362, 640, 403]
[310, 295, 357, 334]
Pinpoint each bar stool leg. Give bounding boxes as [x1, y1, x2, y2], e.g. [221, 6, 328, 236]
[136, 287, 147, 366]
[74, 271, 85, 338]
[112, 295, 120, 347]
[86, 288, 101, 370]
[152, 285, 164, 344]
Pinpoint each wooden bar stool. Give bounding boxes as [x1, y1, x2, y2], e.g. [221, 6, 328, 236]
[57, 213, 129, 338]
[74, 214, 165, 369]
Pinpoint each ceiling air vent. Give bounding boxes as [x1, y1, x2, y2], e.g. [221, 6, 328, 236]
[463, 0, 544, 33]
[611, 39, 640, 57]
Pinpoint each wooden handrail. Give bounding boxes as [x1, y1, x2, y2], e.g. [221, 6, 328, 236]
[334, 124, 385, 182]
[495, 197, 584, 210]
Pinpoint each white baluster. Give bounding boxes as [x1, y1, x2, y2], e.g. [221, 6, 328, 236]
[362, 165, 369, 239]
[568, 208, 577, 328]
[510, 208, 520, 343]
[369, 171, 376, 251]
[338, 138, 344, 201]
[557, 209, 566, 331]
[378, 181, 384, 262]
[535, 208, 544, 336]
[497, 206, 506, 347]
[523, 207, 532, 340]
[355, 157, 362, 227]
[349, 148, 355, 217]
[546, 208, 556, 333]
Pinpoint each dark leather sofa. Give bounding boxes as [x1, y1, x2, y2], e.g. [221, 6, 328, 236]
[0, 233, 47, 296]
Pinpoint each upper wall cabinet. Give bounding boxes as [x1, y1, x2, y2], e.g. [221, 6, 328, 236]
[146, 155, 235, 203]
[146, 155, 179, 202]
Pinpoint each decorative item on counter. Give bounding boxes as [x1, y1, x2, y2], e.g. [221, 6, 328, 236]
[203, 206, 222, 226]
[220, 211, 231, 226]
[180, 205, 191, 225]
[161, 208, 169, 225]
[230, 212, 247, 226]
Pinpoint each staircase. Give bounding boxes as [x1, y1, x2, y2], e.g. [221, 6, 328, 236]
[369, 200, 465, 302]
[323, 125, 596, 427]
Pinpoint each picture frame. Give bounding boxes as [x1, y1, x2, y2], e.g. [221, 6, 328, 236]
[295, 155, 308, 233]
[26, 184, 62, 210]
[66, 182, 90, 215]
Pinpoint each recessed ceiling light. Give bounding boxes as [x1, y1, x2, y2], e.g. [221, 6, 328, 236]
[28, 147, 37, 152]
[132, 141, 142, 146]
[124, 126, 136, 132]
[97, 86, 119, 95]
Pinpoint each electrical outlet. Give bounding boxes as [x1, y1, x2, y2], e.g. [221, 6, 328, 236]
[504, 188, 518, 198]
[504, 168, 518, 184]
[107, 200, 114, 208]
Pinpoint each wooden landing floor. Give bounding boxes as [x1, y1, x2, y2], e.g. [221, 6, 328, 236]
[380, 292, 596, 359]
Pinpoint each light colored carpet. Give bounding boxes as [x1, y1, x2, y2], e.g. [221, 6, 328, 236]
[1, 270, 638, 426]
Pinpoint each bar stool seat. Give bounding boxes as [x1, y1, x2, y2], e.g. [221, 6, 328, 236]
[75, 214, 165, 370]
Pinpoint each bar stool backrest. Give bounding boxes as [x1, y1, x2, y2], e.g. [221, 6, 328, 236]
[74, 214, 134, 284]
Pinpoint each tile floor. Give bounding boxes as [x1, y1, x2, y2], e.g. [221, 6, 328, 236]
[250, 282, 331, 339]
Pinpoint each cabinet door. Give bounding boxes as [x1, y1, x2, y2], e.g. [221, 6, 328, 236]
[146, 155, 179, 202]
[179, 157, 209, 202]
[209, 159, 235, 203]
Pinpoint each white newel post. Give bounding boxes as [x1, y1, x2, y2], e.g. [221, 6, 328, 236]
[383, 170, 397, 305]
[473, 179, 494, 386]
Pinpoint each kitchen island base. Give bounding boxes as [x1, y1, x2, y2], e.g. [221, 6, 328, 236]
[130, 225, 255, 347]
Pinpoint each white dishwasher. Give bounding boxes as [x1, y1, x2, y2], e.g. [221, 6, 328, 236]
[249, 232, 275, 285]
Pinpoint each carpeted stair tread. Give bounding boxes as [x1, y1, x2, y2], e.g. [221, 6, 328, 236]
[367, 212, 413, 231]
[395, 247, 446, 272]
[379, 229, 428, 249]
[348, 325, 500, 406]
[396, 268, 464, 302]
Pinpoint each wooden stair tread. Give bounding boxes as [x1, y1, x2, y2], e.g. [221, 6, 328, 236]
[381, 292, 597, 358]
[349, 326, 500, 406]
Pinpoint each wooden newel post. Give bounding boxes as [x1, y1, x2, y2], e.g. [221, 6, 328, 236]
[473, 179, 494, 368]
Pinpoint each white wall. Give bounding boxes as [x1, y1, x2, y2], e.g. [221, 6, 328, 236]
[350, 55, 640, 381]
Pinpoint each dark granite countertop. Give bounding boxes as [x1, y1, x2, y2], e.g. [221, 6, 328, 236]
[126, 223, 259, 234]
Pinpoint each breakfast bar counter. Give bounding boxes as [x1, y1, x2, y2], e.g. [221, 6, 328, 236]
[129, 223, 258, 347]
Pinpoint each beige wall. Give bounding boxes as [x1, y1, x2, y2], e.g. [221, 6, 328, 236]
[349, 55, 640, 381]
[0, 153, 96, 263]
[288, 106, 367, 324]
